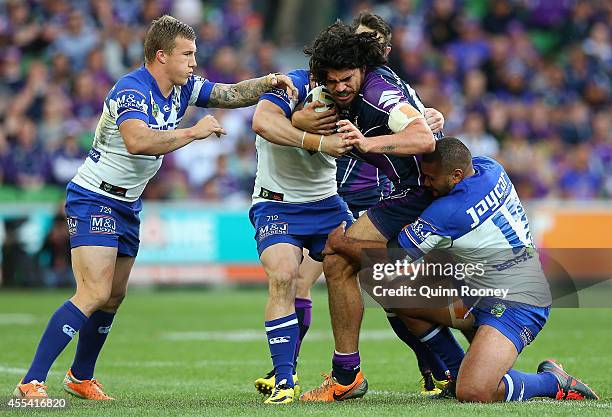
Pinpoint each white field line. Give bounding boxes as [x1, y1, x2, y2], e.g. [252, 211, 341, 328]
[0, 314, 36, 325]
[161, 329, 395, 342]
[0, 364, 60, 376]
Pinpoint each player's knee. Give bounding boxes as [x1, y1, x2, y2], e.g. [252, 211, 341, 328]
[103, 292, 126, 313]
[82, 290, 112, 311]
[268, 268, 298, 292]
[322, 254, 346, 280]
[456, 382, 496, 403]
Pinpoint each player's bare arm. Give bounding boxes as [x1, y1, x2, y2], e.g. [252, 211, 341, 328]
[291, 100, 338, 135]
[119, 115, 226, 156]
[252, 99, 352, 157]
[338, 104, 435, 155]
[208, 73, 298, 108]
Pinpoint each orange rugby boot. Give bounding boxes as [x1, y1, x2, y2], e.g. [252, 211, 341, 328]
[13, 380, 48, 398]
[300, 371, 368, 402]
[62, 368, 114, 400]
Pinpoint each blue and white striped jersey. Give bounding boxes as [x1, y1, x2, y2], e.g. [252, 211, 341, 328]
[72, 66, 215, 201]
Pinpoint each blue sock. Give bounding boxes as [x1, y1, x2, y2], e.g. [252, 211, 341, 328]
[265, 313, 299, 387]
[70, 310, 115, 380]
[386, 311, 449, 381]
[419, 325, 465, 379]
[503, 369, 558, 401]
[23, 301, 88, 383]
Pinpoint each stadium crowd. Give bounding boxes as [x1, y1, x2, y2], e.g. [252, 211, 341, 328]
[0, 0, 609, 202]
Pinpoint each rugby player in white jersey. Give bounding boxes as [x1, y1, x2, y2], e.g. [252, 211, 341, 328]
[13, 15, 297, 400]
[249, 67, 354, 404]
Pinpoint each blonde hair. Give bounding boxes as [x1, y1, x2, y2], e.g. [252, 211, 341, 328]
[144, 15, 195, 63]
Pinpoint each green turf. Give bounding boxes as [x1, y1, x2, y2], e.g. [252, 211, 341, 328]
[0, 288, 610, 416]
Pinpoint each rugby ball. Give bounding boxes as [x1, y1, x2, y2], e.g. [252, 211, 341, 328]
[304, 85, 335, 112]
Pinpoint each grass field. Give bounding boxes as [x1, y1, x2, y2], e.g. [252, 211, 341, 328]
[0, 288, 610, 416]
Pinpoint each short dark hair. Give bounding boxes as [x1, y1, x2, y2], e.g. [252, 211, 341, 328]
[144, 15, 196, 63]
[352, 11, 392, 47]
[304, 20, 387, 84]
[422, 137, 472, 173]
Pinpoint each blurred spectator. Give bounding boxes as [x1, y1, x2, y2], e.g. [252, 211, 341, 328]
[4, 117, 50, 189]
[200, 154, 248, 202]
[559, 144, 604, 199]
[39, 210, 74, 287]
[50, 11, 99, 71]
[103, 25, 143, 79]
[425, 0, 461, 48]
[460, 112, 499, 158]
[0, 0, 608, 202]
[50, 130, 88, 186]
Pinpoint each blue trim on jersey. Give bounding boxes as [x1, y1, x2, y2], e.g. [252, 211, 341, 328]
[492, 211, 523, 253]
[259, 68, 309, 118]
[472, 299, 550, 353]
[195, 78, 214, 107]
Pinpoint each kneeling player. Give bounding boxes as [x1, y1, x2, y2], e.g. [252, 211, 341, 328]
[324, 137, 599, 402]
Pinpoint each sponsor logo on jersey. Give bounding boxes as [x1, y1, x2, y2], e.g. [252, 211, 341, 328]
[116, 89, 148, 114]
[519, 326, 534, 347]
[259, 187, 284, 201]
[90, 215, 116, 234]
[152, 103, 160, 118]
[63, 324, 77, 338]
[258, 222, 288, 241]
[67, 217, 78, 236]
[490, 303, 506, 318]
[492, 248, 535, 271]
[269, 336, 290, 344]
[409, 219, 432, 243]
[465, 172, 512, 228]
[88, 147, 101, 163]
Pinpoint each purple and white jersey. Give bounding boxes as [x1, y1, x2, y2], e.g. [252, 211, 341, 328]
[345, 66, 436, 189]
[72, 66, 215, 201]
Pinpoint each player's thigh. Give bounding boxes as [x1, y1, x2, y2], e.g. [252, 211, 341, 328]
[456, 324, 518, 402]
[71, 246, 117, 297]
[345, 212, 387, 241]
[260, 243, 303, 283]
[322, 214, 378, 279]
[297, 249, 323, 298]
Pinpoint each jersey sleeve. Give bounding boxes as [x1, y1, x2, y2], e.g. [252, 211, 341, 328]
[396, 217, 451, 261]
[259, 69, 310, 118]
[112, 77, 150, 127]
[361, 74, 416, 114]
[187, 74, 216, 107]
